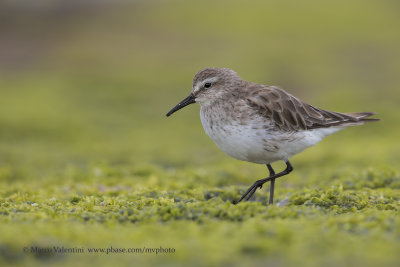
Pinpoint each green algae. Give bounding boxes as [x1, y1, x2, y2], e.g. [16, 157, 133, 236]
[1, 166, 399, 266]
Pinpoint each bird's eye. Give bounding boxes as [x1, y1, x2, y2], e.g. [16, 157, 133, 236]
[204, 82, 212, 89]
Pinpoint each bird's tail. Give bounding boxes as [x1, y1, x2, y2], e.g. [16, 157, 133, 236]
[345, 112, 380, 124]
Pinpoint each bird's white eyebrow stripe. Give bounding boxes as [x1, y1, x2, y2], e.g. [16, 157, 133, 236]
[193, 77, 219, 94]
[202, 77, 219, 85]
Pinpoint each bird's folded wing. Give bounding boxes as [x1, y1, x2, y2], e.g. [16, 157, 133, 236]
[245, 85, 371, 131]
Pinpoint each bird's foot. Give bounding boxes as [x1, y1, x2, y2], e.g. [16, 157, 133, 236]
[234, 179, 268, 204]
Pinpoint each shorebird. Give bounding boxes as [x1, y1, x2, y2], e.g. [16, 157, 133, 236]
[166, 68, 379, 204]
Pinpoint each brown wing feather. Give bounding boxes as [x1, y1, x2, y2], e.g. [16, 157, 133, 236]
[246, 85, 377, 131]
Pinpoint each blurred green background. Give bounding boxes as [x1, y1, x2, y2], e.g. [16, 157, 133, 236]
[0, 0, 399, 266]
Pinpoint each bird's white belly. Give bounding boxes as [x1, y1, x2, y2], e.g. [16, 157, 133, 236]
[200, 108, 342, 164]
[203, 122, 277, 163]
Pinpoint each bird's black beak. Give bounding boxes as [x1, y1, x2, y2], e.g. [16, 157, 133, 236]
[166, 93, 196, 117]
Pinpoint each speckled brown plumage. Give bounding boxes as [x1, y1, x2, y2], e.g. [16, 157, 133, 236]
[245, 85, 379, 131]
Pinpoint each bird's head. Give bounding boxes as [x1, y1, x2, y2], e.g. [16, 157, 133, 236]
[166, 68, 243, 116]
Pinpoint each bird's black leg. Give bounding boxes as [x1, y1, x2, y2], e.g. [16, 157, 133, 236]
[244, 163, 275, 202]
[235, 160, 293, 204]
[267, 164, 276, 205]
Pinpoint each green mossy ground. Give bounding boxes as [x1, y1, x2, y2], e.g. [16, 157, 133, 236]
[1, 165, 399, 266]
[1, 1, 400, 266]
